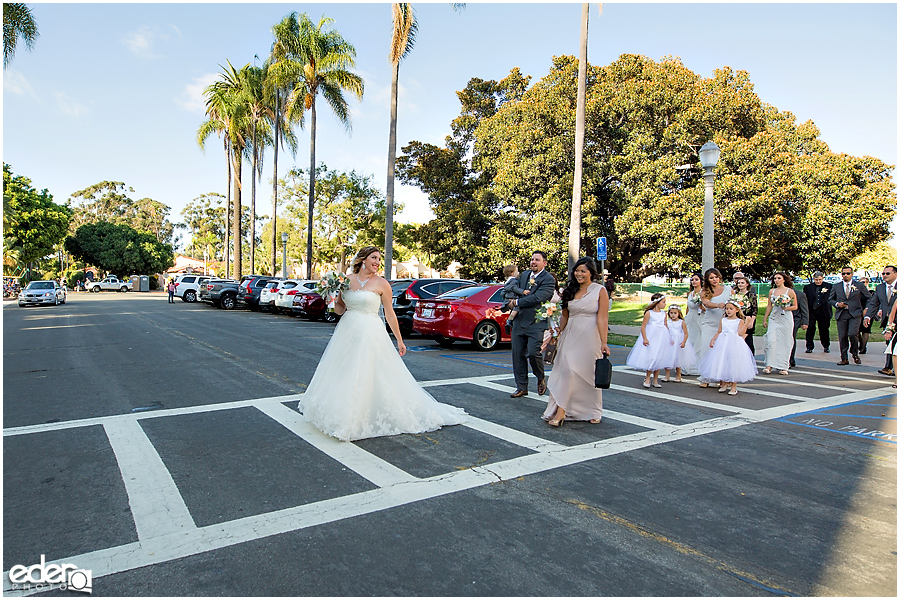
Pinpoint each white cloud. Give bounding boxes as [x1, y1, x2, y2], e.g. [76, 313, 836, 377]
[54, 91, 88, 117]
[121, 24, 177, 59]
[175, 73, 219, 113]
[3, 70, 39, 102]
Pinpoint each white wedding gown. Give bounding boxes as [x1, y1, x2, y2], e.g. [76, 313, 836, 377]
[298, 289, 467, 441]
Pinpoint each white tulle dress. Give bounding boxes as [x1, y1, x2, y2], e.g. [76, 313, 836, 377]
[665, 318, 696, 370]
[697, 317, 758, 383]
[298, 289, 467, 441]
[626, 310, 674, 371]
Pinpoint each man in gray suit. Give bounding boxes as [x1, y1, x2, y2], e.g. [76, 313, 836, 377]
[863, 265, 897, 376]
[828, 267, 871, 365]
[789, 285, 809, 368]
[508, 251, 556, 397]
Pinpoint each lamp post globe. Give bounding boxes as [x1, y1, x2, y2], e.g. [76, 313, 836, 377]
[698, 141, 720, 273]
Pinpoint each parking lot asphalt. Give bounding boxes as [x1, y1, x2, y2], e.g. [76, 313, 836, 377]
[3, 292, 897, 596]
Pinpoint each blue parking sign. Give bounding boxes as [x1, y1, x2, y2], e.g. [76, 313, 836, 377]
[596, 237, 607, 261]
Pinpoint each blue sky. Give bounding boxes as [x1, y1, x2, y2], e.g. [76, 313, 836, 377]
[3, 2, 897, 248]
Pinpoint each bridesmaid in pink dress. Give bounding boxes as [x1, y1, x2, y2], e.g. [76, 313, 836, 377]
[542, 257, 611, 427]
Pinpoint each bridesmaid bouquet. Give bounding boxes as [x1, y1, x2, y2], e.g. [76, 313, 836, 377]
[535, 300, 562, 336]
[316, 271, 350, 312]
[771, 293, 791, 315]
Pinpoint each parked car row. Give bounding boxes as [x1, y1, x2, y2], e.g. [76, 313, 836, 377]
[192, 274, 512, 351]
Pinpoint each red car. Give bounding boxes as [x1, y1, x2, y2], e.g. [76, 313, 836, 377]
[413, 284, 511, 351]
[291, 291, 340, 323]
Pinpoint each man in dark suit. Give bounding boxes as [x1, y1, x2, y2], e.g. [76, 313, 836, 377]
[508, 251, 556, 397]
[863, 265, 897, 376]
[804, 271, 833, 353]
[789, 286, 809, 368]
[828, 267, 871, 365]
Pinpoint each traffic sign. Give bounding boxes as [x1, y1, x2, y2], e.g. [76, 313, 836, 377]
[596, 237, 607, 261]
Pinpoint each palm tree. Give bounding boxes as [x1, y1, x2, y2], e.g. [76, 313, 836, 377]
[384, 3, 463, 279]
[198, 61, 250, 279]
[3, 3, 38, 69]
[270, 12, 363, 279]
[240, 63, 274, 275]
[568, 3, 591, 273]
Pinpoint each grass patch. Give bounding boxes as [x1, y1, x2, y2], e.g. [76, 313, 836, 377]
[608, 332, 638, 348]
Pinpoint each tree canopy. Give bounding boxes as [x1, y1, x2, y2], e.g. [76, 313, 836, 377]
[3, 163, 71, 266]
[398, 55, 896, 281]
[67, 181, 178, 246]
[64, 221, 174, 276]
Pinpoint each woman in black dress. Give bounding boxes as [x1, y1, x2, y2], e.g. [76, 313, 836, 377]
[734, 276, 758, 355]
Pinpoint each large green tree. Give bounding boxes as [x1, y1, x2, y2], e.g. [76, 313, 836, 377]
[3, 3, 38, 69]
[65, 222, 174, 276]
[268, 12, 364, 279]
[400, 55, 895, 280]
[3, 163, 71, 266]
[66, 181, 178, 246]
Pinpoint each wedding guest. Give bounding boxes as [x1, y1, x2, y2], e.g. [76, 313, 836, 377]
[864, 265, 897, 376]
[762, 272, 797, 375]
[884, 301, 897, 386]
[542, 257, 609, 427]
[857, 276, 872, 354]
[663, 304, 694, 382]
[697, 299, 757, 395]
[508, 252, 556, 397]
[684, 272, 705, 373]
[828, 267, 870, 366]
[698, 268, 732, 386]
[733, 276, 758, 355]
[626, 293, 673, 388]
[789, 283, 809, 368]
[803, 271, 833, 354]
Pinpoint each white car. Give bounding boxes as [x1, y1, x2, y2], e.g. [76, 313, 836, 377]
[18, 281, 66, 307]
[258, 281, 282, 312]
[274, 279, 318, 314]
[173, 274, 212, 303]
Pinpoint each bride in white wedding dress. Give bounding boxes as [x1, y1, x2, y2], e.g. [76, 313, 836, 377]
[298, 246, 467, 441]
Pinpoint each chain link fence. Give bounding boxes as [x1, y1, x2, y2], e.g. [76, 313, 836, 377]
[611, 282, 771, 304]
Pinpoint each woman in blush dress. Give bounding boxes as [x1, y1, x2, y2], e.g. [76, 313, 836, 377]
[298, 246, 467, 441]
[684, 272, 705, 374]
[698, 268, 732, 387]
[542, 257, 610, 427]
[762, 271, 798, 375]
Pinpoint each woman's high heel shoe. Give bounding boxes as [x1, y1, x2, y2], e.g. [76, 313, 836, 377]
[549, 410, 566, 427]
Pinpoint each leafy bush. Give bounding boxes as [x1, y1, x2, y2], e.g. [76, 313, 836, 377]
[67, 270, 86, 288]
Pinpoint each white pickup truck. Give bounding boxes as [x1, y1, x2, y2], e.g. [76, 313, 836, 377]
[87, 276, 133, 292]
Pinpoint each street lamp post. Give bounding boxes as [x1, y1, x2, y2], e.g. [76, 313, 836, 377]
[698, 141, 721, 273]
[281, 232, 288, 278]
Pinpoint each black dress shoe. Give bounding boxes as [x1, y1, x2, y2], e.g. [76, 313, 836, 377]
[837, 360, 849, 365]
[805, 349, 813, 353]
[510, 389, 527, 398]
[537, 379, 547, 395]
[859, 348, 867, 354]
[823, 348, 830, 353]
[853, 355, 861, 364]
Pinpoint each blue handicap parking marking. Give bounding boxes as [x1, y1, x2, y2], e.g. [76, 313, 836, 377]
[406, 345, 440, 352]
[777, 395, 897, 444]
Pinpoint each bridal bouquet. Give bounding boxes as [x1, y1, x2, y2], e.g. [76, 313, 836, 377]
[535, 300, 562, 337]
[316, 271, 350, 312]
[771, 293, 791, 315]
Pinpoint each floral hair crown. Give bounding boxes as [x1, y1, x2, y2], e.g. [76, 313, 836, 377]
[668, 304, 682, 310]
[725, 298, 743, 308]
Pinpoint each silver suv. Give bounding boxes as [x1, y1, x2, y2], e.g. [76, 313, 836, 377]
[173, 274, 212, 303]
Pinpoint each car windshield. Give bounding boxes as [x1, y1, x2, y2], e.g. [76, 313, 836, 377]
[26, 282, 54, 290]
[391, 281, 413, 294]
[436, 285, 483, 299]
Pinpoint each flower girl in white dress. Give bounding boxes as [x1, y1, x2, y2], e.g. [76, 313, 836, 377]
[298, 247, 467, 441]
[626, 293, 674, 388]
[663, 304, 695, 382]
[697, 299, 758, 395]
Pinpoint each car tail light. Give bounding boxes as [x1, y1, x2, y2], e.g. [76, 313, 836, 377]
[286, 289, 298, 295]
[405, 286, 420, 299]
[174, 283, 179, 288]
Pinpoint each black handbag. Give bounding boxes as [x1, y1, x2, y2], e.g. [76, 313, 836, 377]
[594, 353, 612, 389]
[543, 339, 558, 365]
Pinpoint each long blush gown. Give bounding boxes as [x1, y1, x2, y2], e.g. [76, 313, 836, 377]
[298, 289, 467, 441]
[764, 292, 794, 371]
[543, 283, 605, 423]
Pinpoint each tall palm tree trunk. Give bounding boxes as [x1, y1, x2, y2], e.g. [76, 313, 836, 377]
[384, 58, 400, 281]
[271, 94, 280, 276]
[568, 3, 589, 273]
[250, 123, 258, 275]
[306, 98, 317, 280]
[232, 150, 243, 279]
[224, 139, 231, 276]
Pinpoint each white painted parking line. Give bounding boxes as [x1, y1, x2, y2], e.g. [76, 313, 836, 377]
[462, 415, 566, 452]
[752, 375, 855, 391]
[252, 400, 419, 488]
[103, 419, 196, 541]
[613, 367, 818, 402]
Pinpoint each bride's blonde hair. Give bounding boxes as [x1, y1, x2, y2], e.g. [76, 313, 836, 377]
[352, 246, 381, 274]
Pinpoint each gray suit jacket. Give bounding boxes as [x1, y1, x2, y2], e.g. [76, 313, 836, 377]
[865, 281, 896, 328]
[829, 281, 870, 320]
[512, 269, 556, 332]
[792, 289, 809, 327]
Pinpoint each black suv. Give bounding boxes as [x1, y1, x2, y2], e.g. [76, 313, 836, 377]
[390, 278, 477, 335]
[237, 275, 283, 311]
[201, 278, 239, 309]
